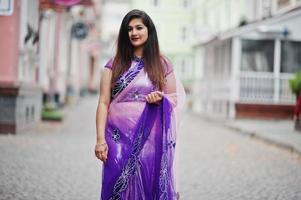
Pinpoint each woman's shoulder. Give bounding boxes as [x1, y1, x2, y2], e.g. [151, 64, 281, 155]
[104, 57, 114, 70]
[160, 55, 173, 77]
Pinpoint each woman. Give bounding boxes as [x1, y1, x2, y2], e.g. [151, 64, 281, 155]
[95, 9, 185, 200]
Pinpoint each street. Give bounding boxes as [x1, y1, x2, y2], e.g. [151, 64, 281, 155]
[1, 97, 301, 200]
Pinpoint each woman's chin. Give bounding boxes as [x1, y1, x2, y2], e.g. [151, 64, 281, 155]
[131, 42, 145, 48]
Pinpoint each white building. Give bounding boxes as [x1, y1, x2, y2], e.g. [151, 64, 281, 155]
[193, 0, 301, 118]
[39, 2, 101, 106]
[99, 0, 130, 65]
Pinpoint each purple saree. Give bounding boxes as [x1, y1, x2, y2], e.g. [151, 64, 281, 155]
[101, 58, 185, 200]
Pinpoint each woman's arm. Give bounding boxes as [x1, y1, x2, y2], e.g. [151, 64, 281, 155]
[146, 58, 185, 105]
[95, 68, 112, 162]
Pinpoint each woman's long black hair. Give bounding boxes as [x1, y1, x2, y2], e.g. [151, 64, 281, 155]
[111, 9, 164, 90]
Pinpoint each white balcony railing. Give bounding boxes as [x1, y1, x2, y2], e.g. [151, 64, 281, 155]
[239, 72, 295, 104]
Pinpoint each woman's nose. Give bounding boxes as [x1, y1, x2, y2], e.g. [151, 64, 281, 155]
[132, 28, 137, 35]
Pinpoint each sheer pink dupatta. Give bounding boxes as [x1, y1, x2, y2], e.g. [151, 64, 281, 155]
[162, 58, 186, 197]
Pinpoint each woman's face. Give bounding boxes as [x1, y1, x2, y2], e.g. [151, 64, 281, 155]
[128, 18, 148, 49]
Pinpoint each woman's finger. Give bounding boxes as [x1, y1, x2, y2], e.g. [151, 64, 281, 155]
[146, 94, 153, 103]
[152, 92, 162, 102]
[97, 154, 102, 160]
[155, 91, 163, 97]
[150, 93, 156, 102]
[98, 153, 106, 162]
[145, 91, 163, 103]
[101, 153, 107, 162]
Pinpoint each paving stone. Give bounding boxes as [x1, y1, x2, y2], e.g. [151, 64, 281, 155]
[0, 96, 300, 200]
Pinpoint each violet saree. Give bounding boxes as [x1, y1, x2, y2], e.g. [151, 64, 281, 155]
[100, 57, 185, 200]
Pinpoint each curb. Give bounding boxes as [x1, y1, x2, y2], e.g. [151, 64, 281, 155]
[188, 111, 301, 157]
[223, 123, 301, 157]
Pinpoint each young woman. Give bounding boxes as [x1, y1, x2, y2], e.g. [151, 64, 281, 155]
[95, 9, 185, 200]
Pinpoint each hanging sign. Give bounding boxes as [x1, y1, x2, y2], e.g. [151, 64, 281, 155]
[0, 0, 14, 16]
[71, 22, 88, 40]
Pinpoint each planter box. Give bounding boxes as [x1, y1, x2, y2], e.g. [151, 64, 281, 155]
[235, 103, 294, 119]
[0, 83, 42, 134]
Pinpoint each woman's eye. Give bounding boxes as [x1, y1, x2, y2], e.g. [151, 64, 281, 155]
[128, 28, 132, 32]
[137, 27, 143, 30]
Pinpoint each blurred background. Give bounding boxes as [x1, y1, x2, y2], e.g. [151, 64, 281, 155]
[1, 0, 301, 199]
[1, 0, 300, 133]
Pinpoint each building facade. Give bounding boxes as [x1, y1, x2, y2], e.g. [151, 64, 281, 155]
[0, 0, 101, 134]
[99, 0, 130, 67]
[0, 0, 42, 134]
[39, 0, 101, 105]
[130, 0, 194, 89]
[193, 0, 301, 118]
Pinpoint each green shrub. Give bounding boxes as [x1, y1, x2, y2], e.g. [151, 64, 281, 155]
[289, 71, 301, 95]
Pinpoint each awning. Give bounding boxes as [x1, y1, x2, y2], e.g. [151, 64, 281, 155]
[53, 0, 93, 6]
[39, 0, 93, 12]
[53, 0, 82, 6]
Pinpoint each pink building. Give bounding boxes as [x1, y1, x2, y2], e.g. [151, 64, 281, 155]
[0, 0, 101, 134]
[0, 0, 42, 134]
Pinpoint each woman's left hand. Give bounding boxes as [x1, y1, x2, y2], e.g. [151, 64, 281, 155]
[146, 91, 163, 104]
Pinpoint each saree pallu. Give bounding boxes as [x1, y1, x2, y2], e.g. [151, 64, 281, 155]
[101, 59, 185, 200]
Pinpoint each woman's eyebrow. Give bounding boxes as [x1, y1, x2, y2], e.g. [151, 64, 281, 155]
[128, 24, 144, 27]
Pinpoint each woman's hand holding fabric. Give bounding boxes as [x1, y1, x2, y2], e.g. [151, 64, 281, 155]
[146, 91, 163, 104]
[95, 142, 108, 162]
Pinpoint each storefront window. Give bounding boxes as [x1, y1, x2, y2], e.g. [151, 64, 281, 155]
[281, 41, 301, 73]
[241, 39, 274, 72]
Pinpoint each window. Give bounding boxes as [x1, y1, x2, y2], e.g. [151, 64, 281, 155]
[181, 26, 187, 41]
[281, 41, 301, 73]
[261, 0, 272, 17]
[181, 59, 186, 74]
[276, 0, 291, 9]
[152, 0, 159, 6]
[241, 39, 274, 72]
[183, 0, 190, 8]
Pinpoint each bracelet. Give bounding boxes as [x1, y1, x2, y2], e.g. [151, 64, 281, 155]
[96, 142, 107, 147]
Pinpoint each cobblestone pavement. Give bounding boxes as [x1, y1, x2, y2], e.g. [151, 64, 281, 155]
[179, 113, 301, 200]
[1, 97, 301, 200]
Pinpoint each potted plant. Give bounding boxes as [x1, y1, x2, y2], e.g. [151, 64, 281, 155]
[289, 71, 301, 131]
[41, 103, 64, 122]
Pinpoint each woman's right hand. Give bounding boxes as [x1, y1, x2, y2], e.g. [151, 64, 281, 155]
[95, 142, 108, 162]
[146, 91, 163, 104]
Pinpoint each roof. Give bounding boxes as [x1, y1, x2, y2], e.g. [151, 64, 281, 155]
[220, 6, 301, 40]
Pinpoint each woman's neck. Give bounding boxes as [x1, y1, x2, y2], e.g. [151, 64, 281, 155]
[134, 47, 143, 58]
